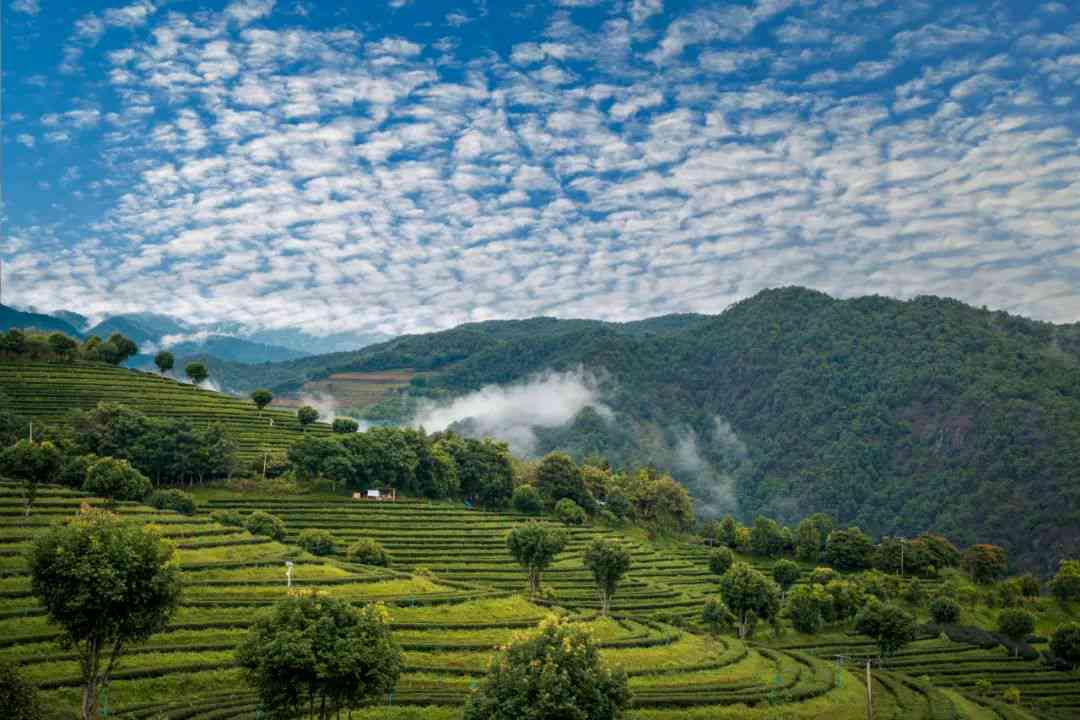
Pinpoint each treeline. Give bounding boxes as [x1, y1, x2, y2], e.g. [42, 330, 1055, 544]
[0, 328, 139, 365]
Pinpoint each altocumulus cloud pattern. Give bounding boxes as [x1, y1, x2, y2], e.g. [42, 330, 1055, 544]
[3, 0, 1079, 336]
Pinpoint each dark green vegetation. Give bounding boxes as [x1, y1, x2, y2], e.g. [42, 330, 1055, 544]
[189, 288, 1079, 575]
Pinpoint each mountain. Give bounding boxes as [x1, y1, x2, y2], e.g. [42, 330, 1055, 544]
[0, 304, 84, 337]
[206, 288, 1080, 575]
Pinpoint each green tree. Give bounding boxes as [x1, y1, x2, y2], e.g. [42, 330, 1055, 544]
[605, 488, 631, 520]
[331, 417, 359, 434]
[244, 510, 286, 541]
[771, 559, 801, 595]
[346, 538, 390, 566]
[554, 497, 586, 525]
[1049, 623, 1080, 669]
[854, 601, 916, 660]
[823, 579, 864, 623]
[184, 362, 209, 386]
[583, 538, 632, 616]
[749, 516, 786, 558]
[795, 513, 834, 563]
[1050, 559, 1080, 603]
[785, 584, 830, 634]
[237, 595, 401, 720]
[962, 544, 1008, 584]
[512, 485, 543, 515]
[929, 596, 961, 624]
[0, 440, 62, 517]
[153, 351, 174, 375]
[297, 529, 337, 556]
[297, 406, 319, 430]
[638, 475, 695, 533]
[535, 451, 592, 510]
[83, 457, 151, 503]
[463, 614, 629, 720]
[702, 597, 736, 637]
[48, 332, 79, 359]
[145, 489, 196, 515]
[997, 609, 1035, 656]
[506, 523, 568, 595]
[250, 388, 273, 415]
[708, 546, 735, 576]
[437, 435, 513, 509]
[719, 515, 740, 548]
[0, 660, 46, 720]
[825, 527, 873, 571]
[718, 562, 782, 639]
[29, 507, 181, 720]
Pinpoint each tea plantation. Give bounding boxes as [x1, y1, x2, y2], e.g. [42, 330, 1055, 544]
[5, 482, 1077, 719]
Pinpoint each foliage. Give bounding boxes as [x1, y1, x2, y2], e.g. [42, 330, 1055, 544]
[770, 559, 801, 593]
[605, 488, 631, 520]
[332, 417, 359, 434]
[506, 523, 568, 594]
[297, 406, 319, 429]
[1049, 622, 1080, 669]
[28, 507, 181, 720]
[0, 660, 46, 720]
[917, 534, 961, 569]
[346, 538, 390, 566]
[748, 516, 787, 558]
[718, 515, 740, 548]
[794, 513, 833, 563]
[236, 594, 401, 720]
[854, 600, 916, 659]
[145, 488, 197, 515]
[153, 351, 174, 375]
[463, 614, 629, 720]
[554, 498, 586, 526]
[701, 597, 736, 636]
[1002, 687, 1021, 705]
[251, 388, 273, 412]
[0, 439, 62, 516]
[996, 609, 1035, 654]
[1050, 559, 1080, 603]
[822, 579, 864, 623]
[210, 508, 245, 527]
[536, 452, 593, 510]
[244, 510, 286, 541]
[583, 538, 632, 616]
[297, 528, 338, 556]
[59, 453, 99, 489]
[962, 544, 1008, 584]
[785, 584, 830, 634]
[83, 456, 152, 502]
[511, 485, 543, 515]
[825, 527, 873, 571]
[184, 362, 209, 385]
[809, 566, 838, 586]
[1, 328, 137, 366]
[708, 547, 734, 576]
[928, 596, 961, 624]
[437, 434, 514, 508]
[718, 562, 781, 639]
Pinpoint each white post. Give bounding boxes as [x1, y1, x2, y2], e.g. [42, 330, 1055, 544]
[285, 561, 293, 590]
[866, 659, 873, 720]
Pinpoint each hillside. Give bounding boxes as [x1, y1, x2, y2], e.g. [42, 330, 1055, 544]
[4, 484, 1073, 718]
[0, 304, 84, 337]
[197, 289, 1080, 574]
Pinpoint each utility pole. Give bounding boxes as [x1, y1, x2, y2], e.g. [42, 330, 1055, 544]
[865, 659, 873, 720]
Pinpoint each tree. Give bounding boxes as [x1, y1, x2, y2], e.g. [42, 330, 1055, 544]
[346, 538, 389, 566]
[637, 475, 694, 533]
[771, 559, 801, 595]
[749, 516, 787, 558]
[237, 594, 401, 720]
[29, 507, 181, 720]
[153, 351, 174, 376]
[331, 417, 359, 434]
[83, 457, 151, 503]
[583, 538, 632, 616]
[962, 544, 1008, 584]
[997, 609, 1035, 655]
[809, 566, 838, 586]
[1049, 623, 1080, 669]
[48, 332, 79, 359]
[917, 533, 961, 569]
[554, 498, 586, 525]
[1050, 559, 1080, 603]
[702, 597, 736, 636]
[145, 488, 197, 515]
[719, 515, 740, 548]
[506, 523, 568, 595]
[251, 389, 273, 415]
[437, 435, 514, 509]
[823, 579, 864, 623]
[184, 362, 209, 386]
[297, 529, 337, 556]
[535, 452, 592, 510]
[785, 584, 830, 634]
[708, 547, 735, 576]
[854, 601, 916, 660]
[825, 527, 873, 571]
[512, 485, 543, 515]
[605, 488, 631, 520]
[463, 614, 629, 720]
[795, 513, 834, 563]
[106, 333, 139, 364]
[297, 406, 319, 431]
[244, 511, 286, 541]
[718, 562, 781, 639]
[929, 596, 961, 624]
[0, 440, 62, 517]
[0, 660, 46, 720]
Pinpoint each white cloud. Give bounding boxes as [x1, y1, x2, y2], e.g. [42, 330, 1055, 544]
[11, 0, 39, 15]
[226, 0, 275, 26]
[15, 133, 35, 148]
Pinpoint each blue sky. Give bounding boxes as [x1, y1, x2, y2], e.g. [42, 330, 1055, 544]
[3, 0, 1079, 338]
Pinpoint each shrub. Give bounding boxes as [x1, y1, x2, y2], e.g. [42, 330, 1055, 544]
[855, 600, 916, 659]
[929, 596, 961, 624]
[708, 547, 735, 576]
[974, 678, 992, 695]
[511, 485, 543, 515]
[809, 566, 837, 586]
[1002, 687, 1021, 705]
[702, 597, 736, 636]
[771, 559, 801, 593]
[785, 584, 829, 634]
[997, 609, 1035, 651]
[0, 660, 46, 720]
[554, 498, 586, 526]
[605, 489, 631, 520]
[346, 538, 390, 567]
[145, 489, 197, 515]
[1049, 622, 1080, 669]
[297, 528, 337, 556]
[1050, 560, 1080, 603]
[210, 509, 244, 527]
[83, 457, 152, 502]
[243, 511, 286, 541]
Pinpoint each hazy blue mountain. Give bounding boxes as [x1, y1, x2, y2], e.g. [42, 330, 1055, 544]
[0, 305, 84, 337]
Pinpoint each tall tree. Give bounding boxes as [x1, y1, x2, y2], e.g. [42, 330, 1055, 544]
[506, 522, 568, 595]
[962, 544, 1008, 584]
[0, 440, 62, 517]
[153, 351, 174, 376]
[583, 538, 633, 616]
[237, 595, 401, 720]
[854, 600, 916, 661]
[535, 451, 591, 509]
[250, 388, 273, 415]
[297, 405, 319, 431]
[184, 362, 209, 386]
[29, 507, 181, 720]
[717, 562, 781, 639]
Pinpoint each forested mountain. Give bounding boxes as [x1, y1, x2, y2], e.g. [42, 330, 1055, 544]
[0, 304, 84, 336]
[133, 289, 1080, 573]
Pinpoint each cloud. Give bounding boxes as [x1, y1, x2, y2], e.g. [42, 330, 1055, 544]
[15, 133, 35, 148]
[412, 368, 611, 454]
[11, 0, 39, 15]
[226, 0, 276, 26]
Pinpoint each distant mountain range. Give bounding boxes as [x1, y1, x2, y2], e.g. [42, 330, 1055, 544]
[0, 305, 388, 365]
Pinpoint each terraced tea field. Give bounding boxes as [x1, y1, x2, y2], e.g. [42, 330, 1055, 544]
[0, 361, 330, 461]
[5, 485, 1070, 718]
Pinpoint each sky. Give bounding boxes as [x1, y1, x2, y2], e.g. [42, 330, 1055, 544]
[2, 0, 1079, 338]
